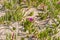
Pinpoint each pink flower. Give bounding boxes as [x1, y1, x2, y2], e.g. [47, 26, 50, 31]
[27, 18, 34, 22]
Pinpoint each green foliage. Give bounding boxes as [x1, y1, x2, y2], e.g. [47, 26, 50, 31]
[6, 33, 12, 40]
[38, 26, 58, 40]
[21, 38, 24, 40]
[23, 19, 34, 34]
[28, 12, 34, 16]
[53, 37, 60, 40]
[38, 13, 48, 20]
[47, 36, 51, 40]
[13, 27, 16, 30]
